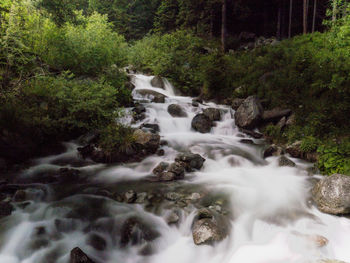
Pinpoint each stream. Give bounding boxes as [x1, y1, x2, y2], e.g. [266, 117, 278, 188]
[0, 74, 349, 263]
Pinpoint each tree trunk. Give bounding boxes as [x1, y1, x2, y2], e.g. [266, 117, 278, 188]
[210, 9, 214, 38]
[221, 0, 227, 52]
[277, 1, 282, 40]
[312, 0, 317, 32]
[303, 0, 308, 34]
[332, 0, 337, 21]
[289, 0, 293, 38]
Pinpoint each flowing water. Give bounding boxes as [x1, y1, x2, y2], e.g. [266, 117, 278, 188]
[0, 74, 350, 263]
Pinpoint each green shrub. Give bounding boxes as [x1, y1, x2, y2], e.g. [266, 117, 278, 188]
[300, 136, 319, 153]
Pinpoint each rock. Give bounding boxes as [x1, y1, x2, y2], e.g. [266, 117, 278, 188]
[309, 235, 329, 247]
[165, 192, 183, 201]
[120, 217, 160, 247]
[135, 192, 148, 204]
[193, 98, 203, 104]
[286, 113, 296, 126]
[167, 104, 187, 117]
[312, 174, 350, 215]
[125, 81, 135, 91]
[160, 140, 168, 146]
[153, 162, 169, 177]
[240, 129, 263, 139]
[166, 212, 180, 224]
[141, 123, 160, 133]
[262, 108, 292, 122]
[150, 76, 165, 89]
[135, 89, 166, 103]
[240, 139, 254, 145]
[231, 98, 244, 110]
[263, 144, 284, 158]
[175, 153, 205, 171]
[234, 96, 263, 129]
[278, 156, 296, 167]
[133, 129, 160, 154]
[156, 149, 165, 156]
[124, 190, 137, 203]
[13, 190, 26, 202]
[277, 116, 287, 129]
[132, 104, 146, 115]
[70, 247, 95, 263]
[133, 113, 146, 122]
[188, 193, 201, 201]
[168, 162, 185, 179]
[203, 108, 221, 121]
[87, 233, 107, 251]
[286, 141, 303, 159]
[191, 114, 212, 133]
[0, 202, 14, 218]
[192, 101, 199, 107]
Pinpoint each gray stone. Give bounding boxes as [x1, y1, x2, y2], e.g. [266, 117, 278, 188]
[168, 104, 187, 117]
[203, 108, 221, 121]
[312, 174, 350, 215]
[234, 96, 263, 129]
[70, 247, 95, 263]
[124, 190, 137, 203]
[151, 76, 165, 89]
[262, 108, 292, 122]
[191, 114, 212, 133]
[278, 156, 296, 167]
[231, 98, 244, 110]
[135, 89, 166, 103]
[175, 153, 205, 171]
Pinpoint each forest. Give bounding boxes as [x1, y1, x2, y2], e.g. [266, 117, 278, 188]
[0, 1, 350, 262]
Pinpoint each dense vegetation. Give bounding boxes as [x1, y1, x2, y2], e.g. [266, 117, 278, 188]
[0, 0, 349, 174]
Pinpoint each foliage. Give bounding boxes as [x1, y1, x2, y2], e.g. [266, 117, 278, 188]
[300, 136, 319, 153]
[98, 123, 135, 155]
[317, 139, 350, 175]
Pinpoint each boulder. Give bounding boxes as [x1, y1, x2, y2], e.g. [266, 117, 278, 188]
[153, 162, 169, 177]
[132, 104, 146, 115]
[70, 247, 95, 263]
[167, 162, 185, 179]
[175, 153, 205, 171]
[192, 208, 230, 245]
[167, 104, 187, 117]
[150, 76, 165, 89]
[231, 98, 244, 110]
[153, 161, 185, 181]
[135, 89, 166, 103]
[286, 113, 296, 126]
[240, 129, 263, 139]
[278, 156, 296, 167]
[240, 139, 254, 145]
[203, 108, 221, 121]
[192, 101, 199, 107]
[0, 201, 14, 218]
[312, 174, 350, 215]
[191, 114, 212, 133]
[133, 129, 160, 154]
[141, 123, 160, 134]
[120, 217, 160, 247]
[124, 190, 137, 203]
[234, 96, 263, 129]
[166, 212, 180, 224]
[86, 233, 107, 251]
[262, 108, 292, 122]
[286, 141, 303, 159]
[263, 144, 284, 158]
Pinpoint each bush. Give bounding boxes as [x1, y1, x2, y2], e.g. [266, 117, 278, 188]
[300, 136, 319, 153]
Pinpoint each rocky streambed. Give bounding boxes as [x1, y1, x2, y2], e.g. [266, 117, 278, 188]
[0, 74, 349, 263]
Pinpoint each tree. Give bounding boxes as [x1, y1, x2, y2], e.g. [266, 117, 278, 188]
[221, 0, 227, 52]
[303, 0, 308, 34]
[289, 0, 293, 38]
[312, 0, 317, 32]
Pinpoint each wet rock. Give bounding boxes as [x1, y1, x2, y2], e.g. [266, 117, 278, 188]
[133, 129, 160, 154]
[160, 140, 168, 146]
[151, 161, 185, 181]
[58, 168, 81, 182]
[141, 123, 160, 133]
[153, 162, 169, 177]
[286, 141, 303, 159]
[263, 144, 284, 158]
[188, 193, 201, 201]
[231, 98, 244, 110]
[191, 114, 212, 133]
[135, 89, 166, 103]
[286, 113, 296, 126]
[167, 162, 185, 179]
[13, 190, 26, 202]
[168, 104, 187, 117]
[192, 208, 230, 245]
[234, 96, 263, 129]
[150, 76, 165, 89]
[70, 247, 95, 263]
[240, 139, 254, 145]
[120, 217, 160, 247]
[78, 131, 99, 145]
[135, 192, 148, 204]
[278, 156, 296, 167]
[175, 153, 205, 171]
[240, 129, 263, 139]
[192, 101, 199, 107]
[87, 233, 107, 251]
[277, 116, 287, 129]
[193, 98, 203, 104]
[262, 108, 292, 122]
[132, 104, 146, 115]
[156, 149, 165, 156]
[312, 174, 350, 215]
[203, 108, 221, 121]
[124, 190, 137, 203]
[0, 201, 14, 218]
[166, 212, 180, 224]
[165, 192, 183, 201]
[133, 113, 146, 122]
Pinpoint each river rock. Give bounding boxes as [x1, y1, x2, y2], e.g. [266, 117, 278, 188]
[133, 129, 160, 154]
[192, 101, 199, 107]
[168, 104, 187, 117]
[168, 162, 186, 178]
[0, 201, 14, 218]
[286, 141, 302, 158]
[191, 114, 212, 133]
[166, 211, 180, 224]
[124, 190, 137, 203]
[120, 217, 160, 247]
[175, 153, 205, 171]
[153, 162, 169, 177]
[141, 123, 160, 133]
[192, 208, 229, 245]
[70, 247, 95, 263]
[231, 98, 244, 110]
[240, 129, 263, 139]
[234, 96, 263, 129]
[132, 104, 146, 115]
[13, 190, 26, 202]
[151, 76, 165, 89]
[263, 144, 284, 158]
[312, 174, 350, 215]
[203, 108, 221, 121]
[262, 108, 292, 122]
[278, 156, 296, 167]
[135, 89, 166, 103]
[86, 233, 107, 251]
